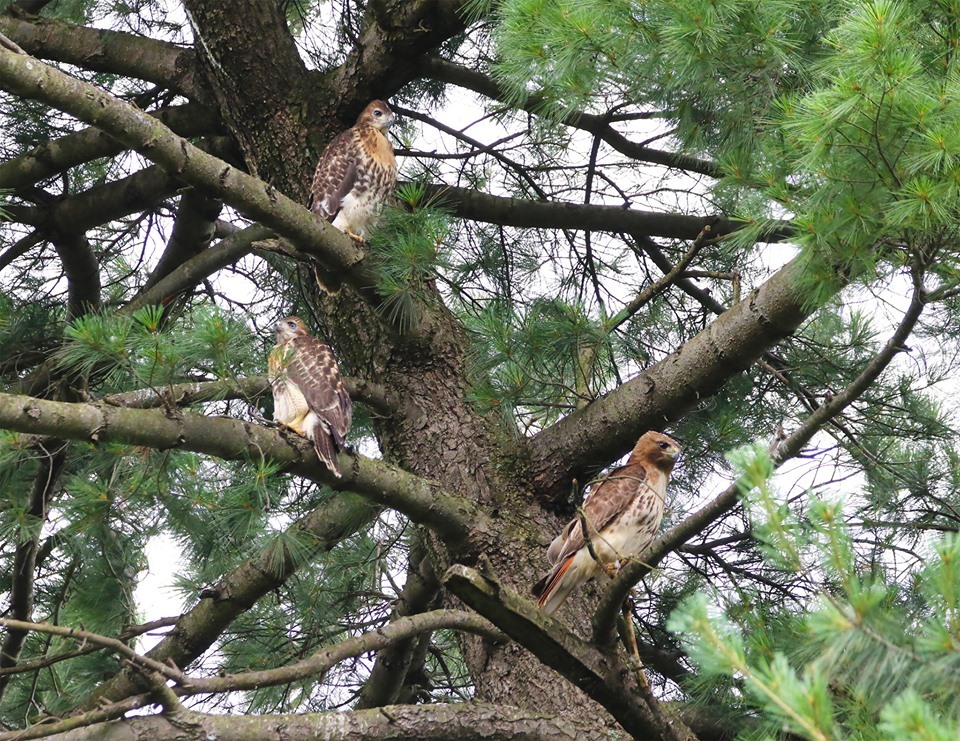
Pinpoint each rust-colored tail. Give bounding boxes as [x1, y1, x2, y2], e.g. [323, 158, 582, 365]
[531, 555, 576, 615]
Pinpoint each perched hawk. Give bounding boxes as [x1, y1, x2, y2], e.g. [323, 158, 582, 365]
[532, 431, 681, 615]
[269, 317, 352, 477]
[309, 100, 398, 240]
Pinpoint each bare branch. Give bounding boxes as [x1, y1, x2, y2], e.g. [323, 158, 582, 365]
[0, 104, 217, 192]
[0, 618, 183, 683]
[355, 533, 441, 709]
[126, 224, 276, 314]
[418, 57, 722, 178]
[79, 491, 379, 710]
[526, 255, 818, 504]
[99, 374, 398, 418]
[177, 609, 498, 696]
[0, 42, 376, 296]
[424, 182, 782, 242]
[0, 443, 66, 701]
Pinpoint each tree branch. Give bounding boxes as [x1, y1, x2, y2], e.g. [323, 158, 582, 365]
[0, 14, 206, 100]
[0, 104, 218, 192]
[0, 42, 378, 296]
[424, 182, 792, 242]
[327, 0, 471, 107]
[78, 491, 379, 710]
[0, 443, 66, 701]
[126, 224, 275, 313]
[52, 232, 100, 320]
[175, 609, 497, 697]
[7, 164, 181, 235]
[100, 374, 398, 421]
[35, 702, 614, 741]
[355, 533, 441, 709]
[443, 565, 696, 741]
[0, 393, 486, 548]
[142, 189, 223, 292]
[418, 57, 722, 178]
[0, 618, 183, 684]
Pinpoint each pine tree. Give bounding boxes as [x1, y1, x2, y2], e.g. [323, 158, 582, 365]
[1, 0, 959, 738]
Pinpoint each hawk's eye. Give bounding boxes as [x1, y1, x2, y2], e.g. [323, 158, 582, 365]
[287, 321, 296, 328]
[658, 441, 669, 450]
[373, 109, 383, 117]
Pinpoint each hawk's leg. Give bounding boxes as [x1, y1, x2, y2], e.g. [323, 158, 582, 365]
[345, 229, 366, 243]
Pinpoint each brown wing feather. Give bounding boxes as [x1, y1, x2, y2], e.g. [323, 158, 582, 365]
[286, 336, 352, 444]
[309, 130, 361, 221]
[547, 462, 651, 567]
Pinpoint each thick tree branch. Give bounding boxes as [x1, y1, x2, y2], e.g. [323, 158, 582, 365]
[591, 273, 928, 641]
[526, 255, 819, 503]
[419, 57, 722, 178]
[327, 0, 470, 108]
[39, 702, 611, 741]
[142, 189, 223, 291]
[52, 233, 100, 319]
[425, 182, 792, 242]
[126, 224, 275, 313]
[0, 393, 487, 547]
[7, 165, 180, 235]
[443, 564, 696, 741]
[176, 609, 497, 696]
[0, 14, 206, 100]
[0, 444, 66, 700]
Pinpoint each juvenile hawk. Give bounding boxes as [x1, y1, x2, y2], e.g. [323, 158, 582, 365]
[309, 100, 397, 240]
[269, 317, 352, 477]
[532, 431, 681, 615]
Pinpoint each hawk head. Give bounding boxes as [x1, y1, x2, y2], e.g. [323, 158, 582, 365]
[275, 316, 309, 343]
[630, 431, 681, 472]
[357, 99, 395, 133]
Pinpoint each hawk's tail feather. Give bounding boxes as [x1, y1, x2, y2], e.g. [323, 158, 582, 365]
[533, 555, 578, 616]
[308, 423, 342, 478]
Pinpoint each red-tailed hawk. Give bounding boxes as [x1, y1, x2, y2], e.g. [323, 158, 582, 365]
[269, 317, 352, 477]
[532, 431, 681, 615]
[309, 100, 398, 240]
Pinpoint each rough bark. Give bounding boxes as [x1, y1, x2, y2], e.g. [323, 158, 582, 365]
[184, 0, 310, 187]
[40, 703, 619, 741]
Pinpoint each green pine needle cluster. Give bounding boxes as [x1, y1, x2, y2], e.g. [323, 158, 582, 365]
[670, 443, 960, 738]
[367, 182, 453, 332]
[54, 304, 260, 393]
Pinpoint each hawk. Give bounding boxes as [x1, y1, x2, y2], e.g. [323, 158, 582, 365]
[269, 316, 352, 477]
[532, 431, 681, 615]
[309, 99, 398, 240]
